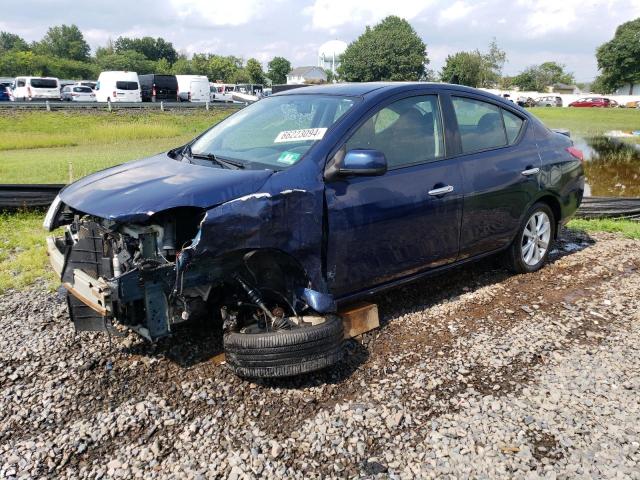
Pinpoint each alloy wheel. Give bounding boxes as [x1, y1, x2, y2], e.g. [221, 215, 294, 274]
[521, 211, 551, 266]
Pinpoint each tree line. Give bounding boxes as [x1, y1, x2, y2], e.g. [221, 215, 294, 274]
[0, 26, 292, 84]
[1, 16, 638, 93]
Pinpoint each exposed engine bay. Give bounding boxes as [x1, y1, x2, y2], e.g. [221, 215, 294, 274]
[51, 206, 335, 342]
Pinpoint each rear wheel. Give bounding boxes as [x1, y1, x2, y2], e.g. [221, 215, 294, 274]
[223, 314, 344, 378]
[505, 202, 555, 274]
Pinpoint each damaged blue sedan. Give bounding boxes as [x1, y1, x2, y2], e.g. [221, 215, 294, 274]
[44, 83, 584, 377]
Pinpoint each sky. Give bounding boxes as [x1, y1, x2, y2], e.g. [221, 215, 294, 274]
[2, 0, 640, 81]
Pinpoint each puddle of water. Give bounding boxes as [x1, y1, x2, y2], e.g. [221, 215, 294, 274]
[572, 135, 640, 197]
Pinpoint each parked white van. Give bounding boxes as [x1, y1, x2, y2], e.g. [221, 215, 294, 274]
[95, 71, 141, 102]
[176, 75, 210, 102]
[13, 77, 60, 101]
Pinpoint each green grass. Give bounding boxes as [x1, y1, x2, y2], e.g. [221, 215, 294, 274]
[0, 110, 234, 183]
[529, 107, 640, 138]
[567, 218, 640, 240]
[0, 210, 56, 293]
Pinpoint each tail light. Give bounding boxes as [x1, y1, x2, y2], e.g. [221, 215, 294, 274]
[566, 146, 584, 162]
[152, 85, 157, 97]
[27, 86, 32, 98]
[113, 90, 117, 98]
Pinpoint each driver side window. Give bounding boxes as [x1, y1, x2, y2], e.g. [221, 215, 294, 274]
[345, 95, 445, 169]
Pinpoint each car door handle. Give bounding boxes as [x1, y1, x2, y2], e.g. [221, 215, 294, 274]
[428, 185, 454, 196]
[521, 167, 540, 176]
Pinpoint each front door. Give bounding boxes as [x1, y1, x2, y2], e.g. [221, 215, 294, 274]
[325, 93, 463, 297]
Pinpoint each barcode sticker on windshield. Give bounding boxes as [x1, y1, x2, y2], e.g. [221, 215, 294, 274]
[274, 128, 327, 143]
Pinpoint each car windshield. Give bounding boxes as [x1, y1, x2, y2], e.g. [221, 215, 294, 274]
[190, 94, 357, 169]
[30, 78, 57, 88]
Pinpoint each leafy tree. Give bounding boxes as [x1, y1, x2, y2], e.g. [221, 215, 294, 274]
[441, 51, 484, 87]
[231, 68, 251, 84]
[245, 58, 264, 84]
[34, 24, 90, 61]
[338, 16, 427, 82]
[440, 40, 506, 88]
[208, 55, 243, 82]
[596, 18, 640, 94]
[590, 74, 616, 94]
[512, 62, 574, 92]
[0, 32, 29, 53]
[0, 50, 97, 78]
[155, 58, 172, 74]
[95, 50, 156, 74]
[114, 36, 178, 64]
[267, 56, 291, 85]
[482, 38, 506, 86]
[170, 55, 193, 75]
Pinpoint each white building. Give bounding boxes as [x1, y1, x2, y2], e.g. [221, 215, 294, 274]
[286, 66, 327, 85]
[317, 40, 348, 74]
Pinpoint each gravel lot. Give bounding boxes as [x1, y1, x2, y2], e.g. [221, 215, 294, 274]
[1, 228, 639, 479]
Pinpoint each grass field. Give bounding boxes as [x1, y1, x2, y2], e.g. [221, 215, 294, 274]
[529, 107, 640, 139]
[0, 109, 235, 183]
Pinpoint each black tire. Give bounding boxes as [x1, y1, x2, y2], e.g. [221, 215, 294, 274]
[505, 202, 556, 274]
[223, 314, 344, 378]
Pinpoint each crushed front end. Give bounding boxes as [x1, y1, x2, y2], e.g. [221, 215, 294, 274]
[45, 200, 209, 340]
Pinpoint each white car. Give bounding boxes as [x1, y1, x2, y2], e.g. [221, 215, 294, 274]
[95, 71, 141, 103]
[176, 75, 210, 102]
[61, 85, 96, 102]
[13, 77, 60, 101]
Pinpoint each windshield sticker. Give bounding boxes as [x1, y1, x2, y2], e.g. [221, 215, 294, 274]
[277, 151, 302, 165]
[274, 128, 327, 143]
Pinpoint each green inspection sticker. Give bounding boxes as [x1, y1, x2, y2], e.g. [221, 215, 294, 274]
[277, 151, 301, 165]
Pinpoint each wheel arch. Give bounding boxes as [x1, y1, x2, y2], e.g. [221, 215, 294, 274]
[533, 193, 562, 238]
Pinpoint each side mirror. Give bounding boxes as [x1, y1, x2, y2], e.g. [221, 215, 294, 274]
[325, 148, 387, 180]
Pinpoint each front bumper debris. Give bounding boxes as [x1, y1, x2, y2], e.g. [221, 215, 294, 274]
[47, 236, 112, 318]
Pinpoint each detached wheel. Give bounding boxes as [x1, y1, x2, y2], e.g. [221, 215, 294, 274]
[223, 314, 344, 378]
[506, 202, 555, 274]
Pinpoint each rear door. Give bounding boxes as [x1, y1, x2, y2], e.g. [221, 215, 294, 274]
[444, 93, 540, 259]
[190, 80, 207, 102]
[325, 92, 463, 297]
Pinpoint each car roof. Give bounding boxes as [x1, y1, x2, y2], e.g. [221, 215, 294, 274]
[274, 82, 512, 99]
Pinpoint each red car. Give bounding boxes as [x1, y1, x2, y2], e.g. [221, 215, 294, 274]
[568, 97, 613, 108]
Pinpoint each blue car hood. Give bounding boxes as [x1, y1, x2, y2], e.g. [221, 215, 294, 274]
[59, 153, 273, 222]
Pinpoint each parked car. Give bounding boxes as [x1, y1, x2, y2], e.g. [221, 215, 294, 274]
[76, 81, 97, 90]
[44, 83, 585, 378]
[516, 96, 536, 108]
[568, 97, 612, 108]
[138, 74, 179, 102]
[0, 85, 12, 101]
[61, 85, 97, 102]
[95, 71, 141, 103]
[13, 77, 61, 101]
[176, 75, 210, 102]
[535, 96, 563, 107]
[212, 83, 238, 102]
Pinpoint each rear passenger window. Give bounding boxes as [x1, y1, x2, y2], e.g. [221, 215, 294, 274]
[452, 97, 507, 153]
[503, 110, 524, 144]
[346, 95, 444, 168]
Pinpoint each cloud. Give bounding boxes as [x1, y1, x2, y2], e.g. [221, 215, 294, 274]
[304, 0, 434, 30]
[169, 0, 268, 26]
[439, 1, 474, 24]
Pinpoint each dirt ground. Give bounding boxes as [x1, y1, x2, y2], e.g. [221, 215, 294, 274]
[1, 227, 639, 479]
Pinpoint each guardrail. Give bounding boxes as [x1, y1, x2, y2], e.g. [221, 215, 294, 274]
[0, 184, 64, 209]
[2, 184, 639, 220]
[0, 100, 245, 111]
